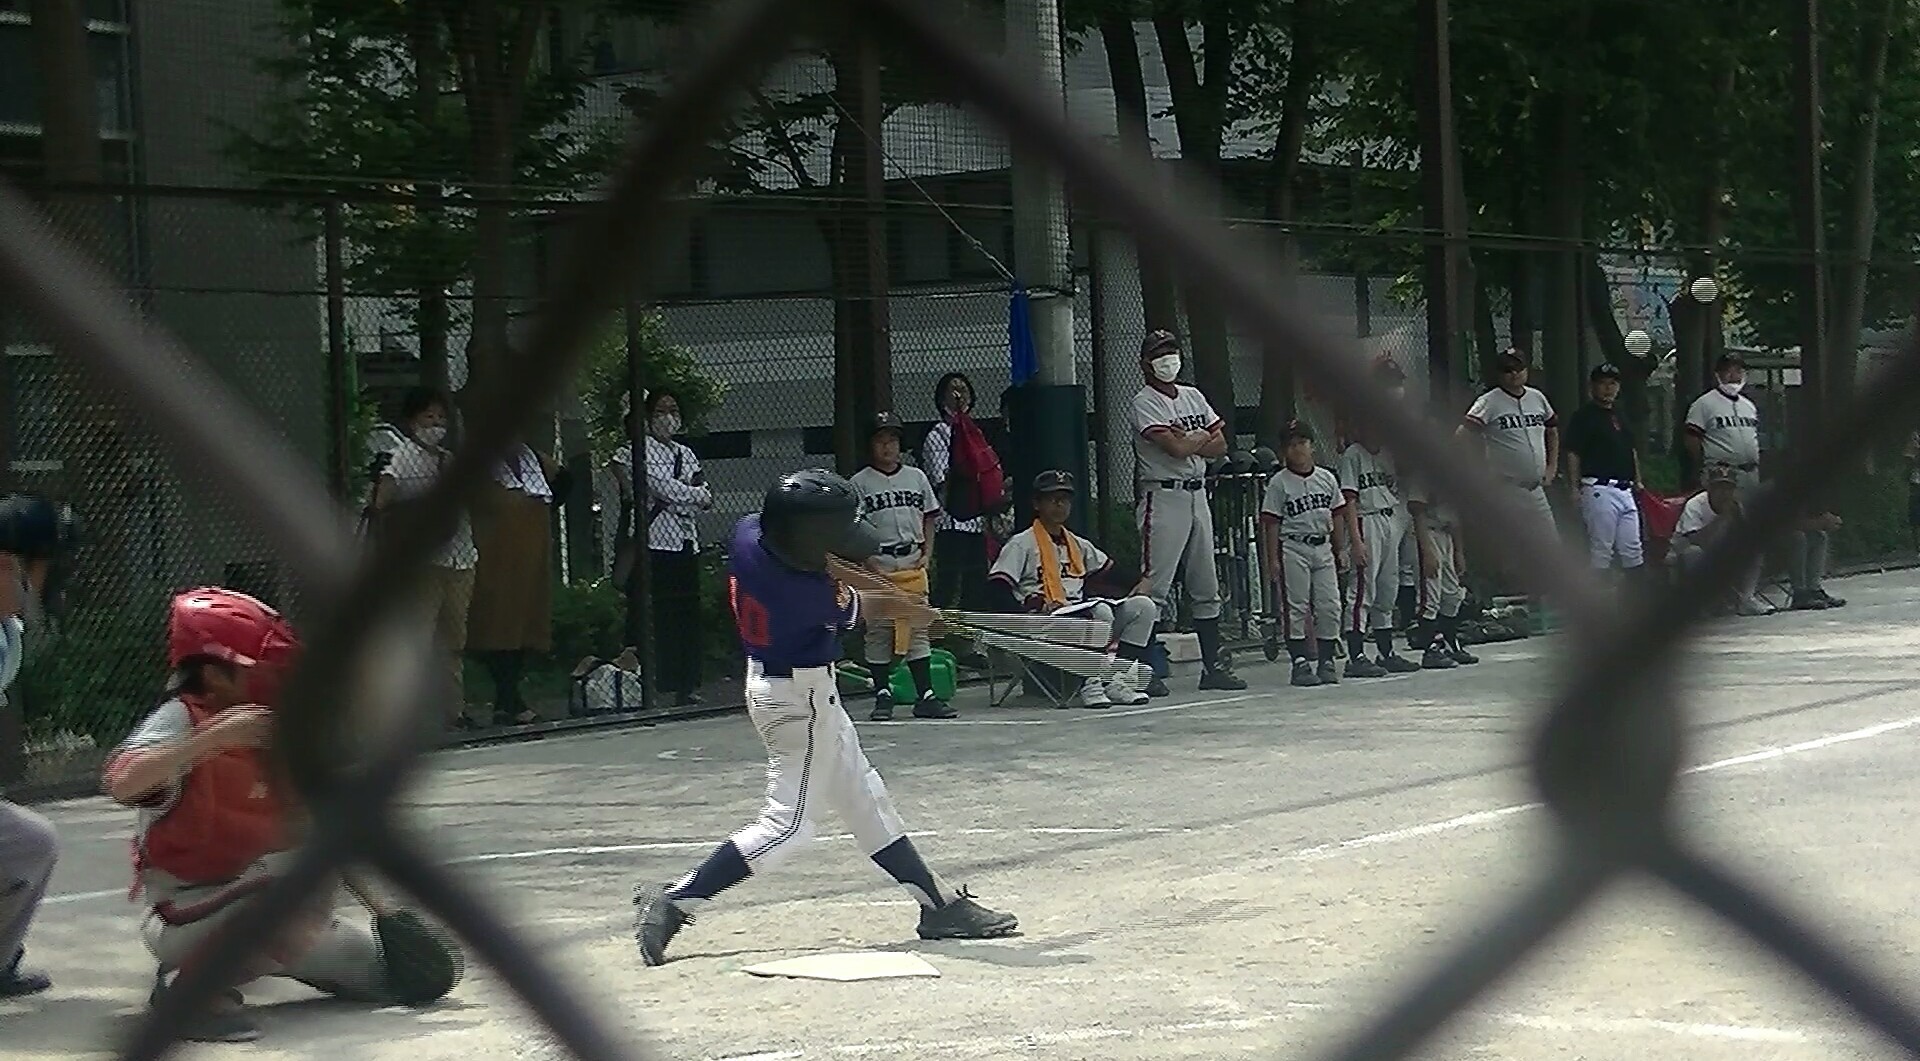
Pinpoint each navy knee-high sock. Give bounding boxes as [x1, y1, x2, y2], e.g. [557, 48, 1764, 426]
[667, 840, 751, 905]
[1345, 631, 1368, 661]
[871, 837, 953, 910]
[1194, 617, 1223, 669]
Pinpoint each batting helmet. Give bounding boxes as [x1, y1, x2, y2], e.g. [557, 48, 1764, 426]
[760, 470, 881, 572]
[166, 587, 302, 698]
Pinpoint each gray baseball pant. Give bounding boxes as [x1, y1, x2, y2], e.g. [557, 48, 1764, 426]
[861, 550, 932, 665]
[0, 800, 57, 968]
[1137, 485, 1222, 623]
[1276, 537, 1340, 642]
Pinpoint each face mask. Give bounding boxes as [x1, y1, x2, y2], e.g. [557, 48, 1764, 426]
[1719, 380, 1744, 397]
[416, 425, 447, 446]
[652, 413, 682, 439]
[1150, 354, 1182, 383]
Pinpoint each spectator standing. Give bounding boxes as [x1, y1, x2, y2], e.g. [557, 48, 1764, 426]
[1457, 349, 1560, 554]
[1563, 364, 1647, 580]
[1130, 330, 1246, 691]
[921, 372, 995, 668]
[469, 437, 565, 725]
[1683, 354, 1845, 612]
[369, 387, 480, 729]
[612, 390, 712, 707]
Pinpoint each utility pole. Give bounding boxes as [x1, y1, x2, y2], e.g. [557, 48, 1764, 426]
[1004, 0, 1088, 530]
[1789, 0, 1828, 438]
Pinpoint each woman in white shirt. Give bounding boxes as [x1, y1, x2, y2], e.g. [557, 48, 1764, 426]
[610, 390, 712, 706]
[369, 388, 482, 729]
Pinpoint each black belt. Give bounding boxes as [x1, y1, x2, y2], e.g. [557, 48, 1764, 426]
[1149, 479, 1206, 491]
[1360, 507, 1395, 518]
[1284, 534, 1329, 546]
[1585, 478, 1634, 490]
[876, 542, 920, 557]
[751, 661, 830, 679]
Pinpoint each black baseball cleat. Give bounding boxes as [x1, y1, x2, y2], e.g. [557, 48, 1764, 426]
[1144, 674, 1171, 697]
[917, 888, 1018, 940]
[1789, 592, 1831, 611]
[1447, 640, 1480, 665]
[1290, 659, 1320, 686]
[1345, 656, 1388, 678]
[912, 693, 958, 719]
[1317, 659, 1341, 684]
[1421, 645, 1457, 670]
[1379, 653, 1422, 674]
[1814, 589, 1847, 608]
[633, 883, 691, 967]
[870, 689, 895, 721]
[0, 951, 50, 998]
[1198, 664, 1247, 691]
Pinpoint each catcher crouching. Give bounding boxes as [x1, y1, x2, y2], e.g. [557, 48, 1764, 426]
[102, 587, 462, 1043]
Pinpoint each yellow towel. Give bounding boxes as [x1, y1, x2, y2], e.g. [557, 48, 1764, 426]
[1031, 521, 1084, 607]
[885, 566, 931, 654]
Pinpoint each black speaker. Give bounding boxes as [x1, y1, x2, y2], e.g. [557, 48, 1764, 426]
[1001, 383, 1090, 536]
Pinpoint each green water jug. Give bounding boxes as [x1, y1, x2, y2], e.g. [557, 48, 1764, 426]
[889, 648, 957, 703]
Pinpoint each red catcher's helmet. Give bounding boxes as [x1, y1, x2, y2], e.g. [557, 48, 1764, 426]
[166, 588, 302, 701]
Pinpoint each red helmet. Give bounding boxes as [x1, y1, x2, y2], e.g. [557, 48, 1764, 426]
[166, 588, 302, 700]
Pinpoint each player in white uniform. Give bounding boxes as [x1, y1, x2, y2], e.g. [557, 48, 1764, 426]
[1407, 479, 1478, 668]
[988, 470, 1159, 706]
[1337, 359, 1423, 679]
[1683, 354, 1845, 613]
[850, 413, 956, 721]
[1130, 330, 1246, 691]
[1259, 422, 1346, 686]
[1459, 348, 1561, 559]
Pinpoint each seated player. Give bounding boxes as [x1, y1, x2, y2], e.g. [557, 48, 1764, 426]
[1259, 422, 1346, 686]
[1670, 468, 1770, 615]
[102, 588, 460, 1043]
[988, 470, 1166, 706]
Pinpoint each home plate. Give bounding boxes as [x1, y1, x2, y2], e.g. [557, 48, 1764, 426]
[742, 952, 941, 982]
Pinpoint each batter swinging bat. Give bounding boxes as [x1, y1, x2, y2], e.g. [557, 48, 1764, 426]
[825, 557, 1113, 649]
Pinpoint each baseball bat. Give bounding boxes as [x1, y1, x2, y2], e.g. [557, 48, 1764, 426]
[968, 628, 1152, 686]
[825, 556, 1113, 649]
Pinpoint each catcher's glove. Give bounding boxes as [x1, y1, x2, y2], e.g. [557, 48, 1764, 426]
[374, 910, 465, 1006]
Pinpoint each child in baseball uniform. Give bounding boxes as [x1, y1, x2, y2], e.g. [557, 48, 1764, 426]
[1259, 422, 1346, 687]
[1458, 349, 1560, 552]
[1130, 330, 1246, 691]
[850, 412, 955, 721]
[1408, 480, 1478, 668]
[1337, 359, 1423, 679]
[988, 469, 1162, 707]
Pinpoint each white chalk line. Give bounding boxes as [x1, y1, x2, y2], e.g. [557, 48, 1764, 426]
[46, 708, 1920, 910]
[862, 692, 1267, 726]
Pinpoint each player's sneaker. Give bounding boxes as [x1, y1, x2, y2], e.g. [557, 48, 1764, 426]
[1421, 644, 1457, 670]
[632, 883, 690, 967]
[869, 689, 894, 722]
[1345, 656, 1388, 678]
[917, 888, 1018, 940]
[1815, 589, 1847, 608]
[1380, 652, 1421, 674]
[1290, 658, 1320, 687]
[0, 952, 50, 998]
[1143, 674, 1171, 697]
[1735, 595, 1776, 617]
[1198, 653, 1248, 690]
[1446, 639, 1479, 666]
[1077, 680, 1111, 708]
[1789, 591, 1831, 611]
[912, 692, 958, 719]
[1104, 675, 1147, 705]
[1317, 658, 1340, 684]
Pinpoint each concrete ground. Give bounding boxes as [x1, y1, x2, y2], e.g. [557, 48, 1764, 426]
[11, 570, 1920, 1061]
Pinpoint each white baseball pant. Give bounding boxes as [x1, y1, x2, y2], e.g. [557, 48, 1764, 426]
[1137, 484, 1222, 623]
[727, 662, 908, 875]
[1418, 526, 1465, 621]
[1054, 596, 1157, 648]
[1276, 536, 1340, 642]
[1578, 479, 1644, 569]
[1348, 509, 1407, 634]
[861, 549, 932, 665]
[1503, 481, 1559, 549]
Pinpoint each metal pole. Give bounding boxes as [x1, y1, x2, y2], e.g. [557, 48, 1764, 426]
[624, 287, 656, 714]
[1789, 0, 1829, 437]
[1087, 223, 1108, 542]
[323, 200, 351, 501]
[1413, 0, 1464, 397]
[1007, 0, 1075, 384]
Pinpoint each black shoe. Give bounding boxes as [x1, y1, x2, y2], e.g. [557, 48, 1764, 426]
[1379, 653, 1422, 674]
[1789, 592, 1831, 611]
[1421, 645, 1458, 670]
[916, 888, 1018, 940]
[632, 884, 691, 967]
[1144, 674, 1171, 698]
[1198, 665, 1247, 691]
[1317, 659, 1340, 684]
[912, 693, 958, 719]
[870, 690, 895, 722]
[1290, 659, 1320, 687]
[0, 952, 50, 998]
[1345, 657, 1388, 678]
[1447, 640, 1480, 666]
[1815, 589, 1848, 608]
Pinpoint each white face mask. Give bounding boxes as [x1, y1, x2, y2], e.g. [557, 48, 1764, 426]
[1719, 379, 1744, 397]
[1150, 354, 1182, 383]
[416, 425, 447, 447]
[652, 413, 682, 439]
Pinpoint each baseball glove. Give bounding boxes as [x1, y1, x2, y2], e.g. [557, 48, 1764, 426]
[374, 910, 465, 1006]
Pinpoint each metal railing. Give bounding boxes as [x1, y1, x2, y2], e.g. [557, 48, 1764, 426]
[3, 1, 1919, 1059]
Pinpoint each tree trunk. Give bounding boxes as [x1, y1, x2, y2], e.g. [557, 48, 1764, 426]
[1789, 0, 1829, 435]
[1413, 0, 1473, 406]
[1098, 15, 1178, 333]
[1154, 3, 1236, 433]
[1258, 0, 1316, 442]
[1827, 0, 1897, 401]
[1539, 47, 1588, 424]
[825, 44, 890, 474]
[409, 3, 450, 392]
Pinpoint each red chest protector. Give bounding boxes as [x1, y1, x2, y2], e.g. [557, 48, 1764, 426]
[135, 696, 288, 887]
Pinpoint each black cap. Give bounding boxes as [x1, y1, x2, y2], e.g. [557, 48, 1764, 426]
[1590, 363, 1622, 381]
[1141, 329, 1180, 358]
[1032, 469, 1076, 495]
[1715, 353, 1746, 371]
[1496, 349, 1530, 371]
[1282, 419, 1315, 443]
[869, 411, 904, 438]
[0, 495, 80, 560]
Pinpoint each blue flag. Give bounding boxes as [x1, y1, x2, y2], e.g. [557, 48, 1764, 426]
[1009, 282, 1038, 386]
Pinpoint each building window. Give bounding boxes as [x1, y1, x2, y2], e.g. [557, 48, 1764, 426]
[0, 23, 135, 135]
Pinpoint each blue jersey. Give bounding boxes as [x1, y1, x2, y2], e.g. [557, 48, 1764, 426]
[727, 514, 860, 672]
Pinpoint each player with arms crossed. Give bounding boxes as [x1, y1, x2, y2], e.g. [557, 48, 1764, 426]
[1131, 330, 1246, 691]
[1259, 422, 1347, 687]
[1458, 349, 1560, 550]
[851, 412, 955, 721]
[631, 471, 1016, 966]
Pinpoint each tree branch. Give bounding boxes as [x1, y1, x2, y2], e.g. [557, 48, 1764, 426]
[747, 86, 820, 189]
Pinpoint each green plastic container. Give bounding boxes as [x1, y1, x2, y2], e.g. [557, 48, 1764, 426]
[889, 647, 957, 702]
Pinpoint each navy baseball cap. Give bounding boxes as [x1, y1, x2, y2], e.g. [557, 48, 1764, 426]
[1032, 469, 1076, 495]
[1590, 363, 1622, 381]
[1497, 349, 1530, 371]
[1282, 419, 1315, 443]
[869, 411, 904, 438]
